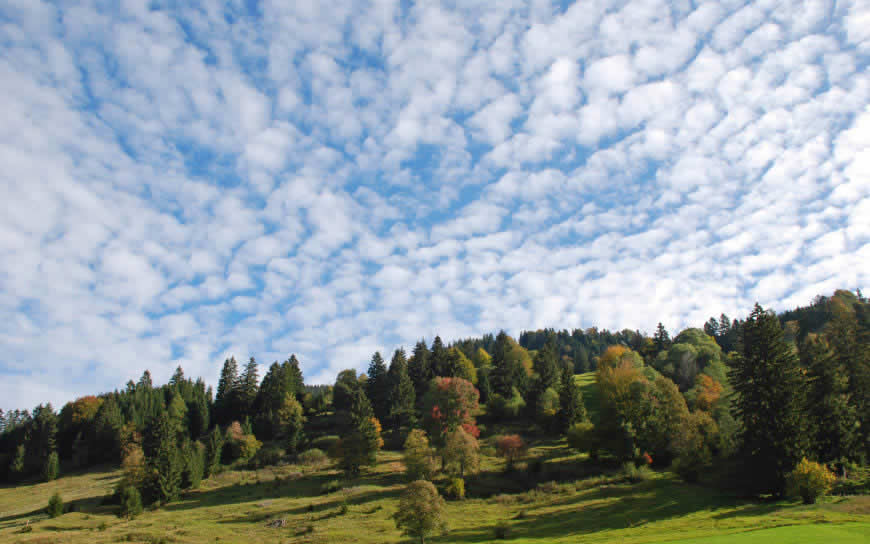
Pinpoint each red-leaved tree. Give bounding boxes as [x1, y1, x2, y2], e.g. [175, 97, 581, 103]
[423, 377, 480, 447]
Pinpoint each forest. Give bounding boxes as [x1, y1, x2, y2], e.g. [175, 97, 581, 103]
[0, 289, 868, 542]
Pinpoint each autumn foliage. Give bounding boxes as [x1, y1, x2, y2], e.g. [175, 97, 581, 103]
[496, 434, 527, 469]
[423, 377, 480, 446]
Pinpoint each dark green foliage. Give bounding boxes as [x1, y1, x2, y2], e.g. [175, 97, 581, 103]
[42, 450, 59, 482]
[47, 492, 64, 518]
[338, 389, 381, 475]
[118, 483, 143, 519]
[366, 352, 390, 422]
[93, 397, 124, 463]
[215, 356, 240, 426]
[408, 340, 433, 402]
[181, 440, 205, 490]
[387, 348, 417, 432]
[204, 427, 224, 478]
[557, 368, 586, 432]
[9, 444, 25, 480]
[144, 411, 182, 504]
[490, 331, 527, 399]
[238, 357, 260, 419]
[653, 323, 671, 355]
[730, 304, 808, 496]
[28, 403, 58, 473]
[333, 369, 362, 413]
[430, 336, 449, 377]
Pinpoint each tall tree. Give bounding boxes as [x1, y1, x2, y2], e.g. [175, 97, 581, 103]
[333, 369, 362, 412]
[144, 411, 181, 504]
[367, 352, 390, 422]
[653, 323, 671, 356]
[215, 357, 239, 425]
[387, 348, 417, 432]
[730, 304, 808, 496]
[138, 370, 153, 390]
[238, 357, 260, 419]
[489, 331, 529, 397]
[408, 340, 433, 403]
[338, 388, 382, 475]
[557, 365, 586, 432]
[429, 337, 449, 378]
[284, 354, 305, 400]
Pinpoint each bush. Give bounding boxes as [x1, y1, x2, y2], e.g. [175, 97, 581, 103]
[786, 458, 836, 504]
[622, 462, 652, 483]
[43, 451, 60, 482]
[47, 492, 64, 518]
[488, 388, 526, 419]
[496, 435, 527, 471]
[445, 477, 465, 500]
[310, 435, 341, 453]
[248, 446, 285, 469]
[298, 448, 328, 467]
[566, 422, 599, 456]
[118, 484, 143, 519]
[494, 520, 512, 539]
[321, 480, 343, 494]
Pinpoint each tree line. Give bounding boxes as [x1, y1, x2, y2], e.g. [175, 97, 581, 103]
[0, 289, 867, 511]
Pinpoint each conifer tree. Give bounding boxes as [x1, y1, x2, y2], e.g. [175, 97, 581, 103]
[730, 304, 808, 496]
[169, 366, 185, 389]
[367, 352, 390, 422]
[238, 357, 260, 419]
[338, 389, 382, 475]
[489, 331, 528, 398]
[204, 427, 224, 478]
[285, 354, 305, 399]
[215, 357, 239, 425]
[801, 336, 857, 464]
[557, 364, 586, 432]
[144, 411, 181, 504]
[429, 336, 449, 377]
[653, 323, 671, 355]
[408, 340, 433, 402]
[387, 348, 417, 432]
[138, 370, 153, 390]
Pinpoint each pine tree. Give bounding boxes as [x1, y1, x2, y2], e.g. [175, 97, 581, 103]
[169, 366, 185, 388]
[285, 354, 305, 400]
[238, 357, 260, 419]
[204, 427, 224, 478]
[429, 336, 449, 378]
[801, 336, 857, 464]
[653, 323, 671, 355]
[557, 364, 586, 432]
[704, 317, 720, 338]
[730, 304, 808, 496]
[534, 342, 561, 391]
[138, 370, 153, 389]
[0, 408, 5, 434]
[339, 389, 382, 475]
[408, 340, 433, 403]
[367, 352, 390, 422]
[42, 451, 59, 482]
[215, 357, 239, 425]
[387, 348, 417, 432]
[144, 411, 182, 504]
[489, 331, 528, 398]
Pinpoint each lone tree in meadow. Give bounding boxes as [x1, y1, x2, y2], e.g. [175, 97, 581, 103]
[393, 480, 448, 544]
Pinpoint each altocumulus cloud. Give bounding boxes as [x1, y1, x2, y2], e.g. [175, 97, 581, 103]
[0, 0, 868, 409]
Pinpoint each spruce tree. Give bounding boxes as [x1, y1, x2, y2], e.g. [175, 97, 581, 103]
[367, 352, 390, 422]
[340, 388, 382, 475]
[169, 366, 185, 389]
[730, 304, 808, 496]
[138, 370, 153, 389]
[238, 357, 260, 419]
[387, 348, 417, 432]
[653, 323, 671, 355]
[204, 427, 224, 478]
[408, 340, 433, 403]
[215, 357, 239, 425]
[557, 364, 586, 432]
[429, 336, 449, 377]
[285, 354, 305, 399]
[801, 336, 857, 464]
[144, 411, 182, 504]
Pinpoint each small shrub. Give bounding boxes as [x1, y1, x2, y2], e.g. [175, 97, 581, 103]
[47, 492, 64, 518]
[494, 520, 512, 539]
[248, 446, 284, 469]
[310, 435, 341, 452]
[119, 484, 143, 519]
[298, 448, 328, 467]
[622, 462, 652, 483]
[496, 435, 527, 471]
[321, 480, 343, 494]
[338, 503, 348, 515]
[786, 458, 836, 504]
[445, 477, 465, 500]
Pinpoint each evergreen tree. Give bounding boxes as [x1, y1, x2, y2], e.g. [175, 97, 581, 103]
[238, 357, 260, 419]
[215, 357, 239, 426]
[169, 366, 185, 389]
[730, 304, 808, 496]
[429, 336, 449, 377]
[557, 364, 586, 432]
[42, 451, 59, 482]
[387, 348, 417, 432]
[333, 369, 362, 412]
[188, 380, 210, 439]
[489, 331, 528, 398]
[138, 370, 153, 390]
[0, 408, 5, 435]
[704, 317, 720, 338]
[825, 305, 870, 460]
[92, 397, 124, 463]
[801, 336, 857, 464]
[367, 352, 390, 422]
[203, 427, 224, 478]
[285, 354, 305, 400]
[28, 403, 58, 471]
[534, 342, 561, 391]
[408, 340, 433, 403]
[144, 411, 182, 504]
[653, 323, 671, 355]
[339, 389, 382, 475]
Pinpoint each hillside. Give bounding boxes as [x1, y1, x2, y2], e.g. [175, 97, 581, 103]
[1, 442, 867, 544]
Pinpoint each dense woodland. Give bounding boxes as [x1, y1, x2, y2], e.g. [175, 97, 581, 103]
[1, 289, 868, 514]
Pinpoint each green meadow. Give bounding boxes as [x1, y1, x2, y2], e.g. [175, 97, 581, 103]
[2, 440, 867, 544]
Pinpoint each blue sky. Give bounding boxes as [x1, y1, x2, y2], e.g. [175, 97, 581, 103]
[1, 0, 868, 409]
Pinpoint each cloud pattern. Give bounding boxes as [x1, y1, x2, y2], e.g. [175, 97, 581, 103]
[1, 0, 868, 408]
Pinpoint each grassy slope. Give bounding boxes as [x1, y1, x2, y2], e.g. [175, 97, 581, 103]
[1, 444, 867, 544]
[575, 371, 600, 424]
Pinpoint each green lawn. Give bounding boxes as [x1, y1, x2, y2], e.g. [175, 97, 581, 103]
[1, 438, 867, 544]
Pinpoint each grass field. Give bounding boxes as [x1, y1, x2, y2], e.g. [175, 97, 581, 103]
[1, 437, 867, 544]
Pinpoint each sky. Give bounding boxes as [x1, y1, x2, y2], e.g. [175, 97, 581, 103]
[1, 0, 868, 411]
